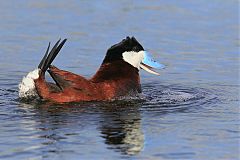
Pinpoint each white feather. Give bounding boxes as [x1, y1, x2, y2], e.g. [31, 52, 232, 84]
[18, 69, 40, 98]
[122, 51, 144, 69]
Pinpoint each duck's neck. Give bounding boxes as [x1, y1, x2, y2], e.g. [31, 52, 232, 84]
[91, 60, 142, 95]
[91, 60, 139, 83]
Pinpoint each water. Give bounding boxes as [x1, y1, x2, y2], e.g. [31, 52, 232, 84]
[0, 0, 239, 159]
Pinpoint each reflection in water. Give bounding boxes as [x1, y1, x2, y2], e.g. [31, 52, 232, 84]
[14, 82, 230, 159]
[17, 85, 217, 158]
[19, 100, 144, 156]
[99, 101, 144, 155]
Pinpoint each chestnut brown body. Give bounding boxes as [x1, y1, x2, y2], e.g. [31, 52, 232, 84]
[35, 61, 141, 103]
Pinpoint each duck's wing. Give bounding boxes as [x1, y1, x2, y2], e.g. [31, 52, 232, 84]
[47, 65, 89, 90]
[34, 39, 98, 102]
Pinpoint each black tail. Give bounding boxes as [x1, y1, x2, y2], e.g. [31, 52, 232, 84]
[38, 39, 67, 75]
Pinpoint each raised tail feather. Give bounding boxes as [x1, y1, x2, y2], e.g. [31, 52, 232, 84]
[38, 39, 67, 75]
[18, 39, 67, 98]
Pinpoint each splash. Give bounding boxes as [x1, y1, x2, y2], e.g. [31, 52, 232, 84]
[161, 89, 195, 103]
[143, 85, 205, 106]
[18, 69, 40, 98]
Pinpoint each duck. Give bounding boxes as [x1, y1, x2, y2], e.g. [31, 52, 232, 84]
[18, 36, 165, 103]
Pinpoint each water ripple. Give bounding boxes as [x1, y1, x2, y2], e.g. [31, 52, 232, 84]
[141, 84, 220, 113]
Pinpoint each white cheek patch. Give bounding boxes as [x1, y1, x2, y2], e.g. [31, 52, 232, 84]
[18, 69, 40, 98]
[122, 51, 144, 69]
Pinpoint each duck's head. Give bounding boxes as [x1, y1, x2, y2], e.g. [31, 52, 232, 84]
[102, 36, 165, 75]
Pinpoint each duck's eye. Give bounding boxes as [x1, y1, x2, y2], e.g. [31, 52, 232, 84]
[132, 46, 139, 52]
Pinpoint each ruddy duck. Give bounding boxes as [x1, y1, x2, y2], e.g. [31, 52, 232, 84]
[19, 37, 164, 103]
